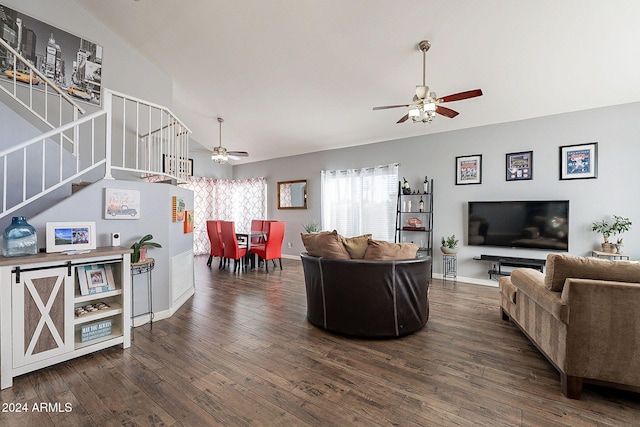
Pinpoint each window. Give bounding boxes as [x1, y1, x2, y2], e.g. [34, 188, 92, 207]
[321, 163, 398, 241]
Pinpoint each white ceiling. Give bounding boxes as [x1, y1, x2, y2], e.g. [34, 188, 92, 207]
[75, 0, 640, 164]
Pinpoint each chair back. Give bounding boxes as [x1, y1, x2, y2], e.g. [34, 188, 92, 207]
[206, 220, 224, 257]
[220, 221, 241, 259]
[251, 219, 265, 243]
[264, 221, 285, 258]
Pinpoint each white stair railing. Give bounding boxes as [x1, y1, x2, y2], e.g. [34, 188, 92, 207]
[105, 89, 191, 182]
[0, 89, 192, 220]
[0, 38, 85, 152]
[0, 109, 107, 218]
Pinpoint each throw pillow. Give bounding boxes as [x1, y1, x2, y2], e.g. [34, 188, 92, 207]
[300, 230, 351, 259]
[342, 234, 372, 259]
[544, 253, 640, 291]
[363, 239, 419, 260]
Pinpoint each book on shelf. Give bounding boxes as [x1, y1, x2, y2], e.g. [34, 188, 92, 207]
[78, 264, 116, 296]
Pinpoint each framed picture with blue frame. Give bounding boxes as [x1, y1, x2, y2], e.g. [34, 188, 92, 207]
[559, 142, 598, 180]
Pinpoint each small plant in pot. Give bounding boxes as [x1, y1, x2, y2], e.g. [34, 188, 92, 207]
[592, 215, 632, 253]
[131, 234, 162, 263]
[440, 235, 459, 254]
[302, 220, 321, 233]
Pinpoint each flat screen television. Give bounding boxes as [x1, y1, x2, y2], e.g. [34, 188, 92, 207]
[468, 200, 569, 251]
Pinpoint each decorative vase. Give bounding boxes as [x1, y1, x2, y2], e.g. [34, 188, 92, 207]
[2, 216, 38, 257]
[440, 246, 459, 255]
[139, 246, 148, 262]
[615, 244, 624, 254]
[601, 242, 616, 253]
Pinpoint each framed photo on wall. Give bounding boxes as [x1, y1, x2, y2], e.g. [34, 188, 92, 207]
[456, 154, 482, 185]
[506, 151, 533, 181]
[559, 142, 598, 180]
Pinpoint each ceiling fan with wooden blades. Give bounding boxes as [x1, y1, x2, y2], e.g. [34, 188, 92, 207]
[373, 40, 483, 123]
[210, 117, 249, 163]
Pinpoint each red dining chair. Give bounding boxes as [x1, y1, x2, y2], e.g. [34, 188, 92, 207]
[206, 220, 225, 269]
[220, 221, 247, 272]
[250, 221, 285, 273]
[250, 219, 265, 244]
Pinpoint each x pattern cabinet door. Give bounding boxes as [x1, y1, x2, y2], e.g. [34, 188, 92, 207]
[12, 267, 73, 368]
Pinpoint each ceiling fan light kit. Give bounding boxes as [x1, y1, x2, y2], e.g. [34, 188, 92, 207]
[373, 40, 483, 124]
[210, 117, 249, 164]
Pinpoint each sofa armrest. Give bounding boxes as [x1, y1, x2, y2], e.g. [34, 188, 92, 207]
[560, 278, 640, 383]
[511, 268, 569, 324]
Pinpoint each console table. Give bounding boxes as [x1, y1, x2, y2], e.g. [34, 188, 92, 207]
[0, 247, 131, 389]
[591, 250, 630, 261]
[474, 254, 546, 280]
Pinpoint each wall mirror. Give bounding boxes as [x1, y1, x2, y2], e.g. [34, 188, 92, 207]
[277, 180, 307, 209]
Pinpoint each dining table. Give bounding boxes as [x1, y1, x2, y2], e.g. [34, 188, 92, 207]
[235, 230, 266, 269]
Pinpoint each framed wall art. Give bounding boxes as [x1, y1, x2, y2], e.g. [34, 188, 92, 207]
[0, 4, 103, 105]
[184, 210, 194, 233]
[45, 222, 96, 253]
[172, 196, 185, 222]
[559, 142, 598, 180]
[456, 154, 482, 185]
[506, 151, 533, 181]
[104, 188, 141, 219]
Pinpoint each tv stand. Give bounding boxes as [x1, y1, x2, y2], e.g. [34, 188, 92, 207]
[473, 254, 546, 280]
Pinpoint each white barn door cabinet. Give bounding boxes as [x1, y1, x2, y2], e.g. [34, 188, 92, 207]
[0, 247, 131, 389]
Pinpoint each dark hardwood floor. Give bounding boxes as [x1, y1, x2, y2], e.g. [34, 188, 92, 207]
[2, 256, 639, 426]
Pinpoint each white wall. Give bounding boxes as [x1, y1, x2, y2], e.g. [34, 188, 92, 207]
[233, 102, 640, 283]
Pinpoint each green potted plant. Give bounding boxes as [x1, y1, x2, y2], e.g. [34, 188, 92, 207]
[440, 235, 459, 254]
[592, 215, 632, 253]
[302, 220, 321, 233]
[131, 234, 162, 263]
[612, 215, 632, 253]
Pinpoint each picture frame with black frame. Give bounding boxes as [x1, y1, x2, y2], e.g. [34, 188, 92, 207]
[559, 142, 598, 180]
[456, 154, 482, 185]
[506, 150, 533, 181]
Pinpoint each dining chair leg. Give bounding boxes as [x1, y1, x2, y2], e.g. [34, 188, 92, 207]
[279, 258, 283, 270]
[207, 255, 212, 267]
[265, 260, 269, 273]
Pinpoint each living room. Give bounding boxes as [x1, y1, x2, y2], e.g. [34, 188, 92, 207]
[1, 1, 640, 425]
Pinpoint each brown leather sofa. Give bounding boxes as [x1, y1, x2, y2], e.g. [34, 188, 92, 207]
[500, 253, 640, 399]
[301, 252, 431, 338]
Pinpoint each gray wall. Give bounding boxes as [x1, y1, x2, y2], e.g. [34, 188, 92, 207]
[233, 102, 640, 284]
[28, 180, 194, 316]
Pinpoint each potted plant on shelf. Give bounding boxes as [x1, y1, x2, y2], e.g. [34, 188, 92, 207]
[612, 215, 632, 253]
[440, 235, 459, 254]
[591, 215, 632, 253]
[131, 234, 162, 263]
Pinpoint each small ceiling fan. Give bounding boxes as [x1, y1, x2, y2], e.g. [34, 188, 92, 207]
[373, 40, 483, 123]
[210, 117, 249, 163]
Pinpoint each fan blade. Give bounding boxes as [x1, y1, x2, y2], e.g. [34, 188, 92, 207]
[396, 114, 409, 124]
[373, 104, 410, 111]
[438, 89, 483, 103]
[436, 105, 459, 118]
[227, 151, 249, 157]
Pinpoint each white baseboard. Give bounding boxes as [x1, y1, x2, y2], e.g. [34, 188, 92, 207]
[432, 273, 498, 287]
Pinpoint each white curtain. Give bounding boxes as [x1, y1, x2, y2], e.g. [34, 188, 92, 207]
[321, 163, 398, 241]
[184, 177, 267, 255]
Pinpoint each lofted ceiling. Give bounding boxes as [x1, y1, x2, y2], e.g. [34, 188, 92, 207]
[74, 0, 640, 164]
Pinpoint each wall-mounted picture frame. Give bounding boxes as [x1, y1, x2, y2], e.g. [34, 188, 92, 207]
[559, 142, 598, 180]
[506, 151, 533, 181]
[163, 154, 193, 177]
[184, 210, 194, 233]
[172, 196, 186, 222]
[104, 188, 141, 219]
[46, 222, 97, 253]
[0, 4, 103, 105]
[456, 154, 482, 185]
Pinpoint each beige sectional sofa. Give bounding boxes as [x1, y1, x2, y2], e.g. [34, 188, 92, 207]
[499, 253, 640, 399]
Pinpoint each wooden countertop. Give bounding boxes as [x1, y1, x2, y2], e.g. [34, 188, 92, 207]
[0, 246, 133, 267]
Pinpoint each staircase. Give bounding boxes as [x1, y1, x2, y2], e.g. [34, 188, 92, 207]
[0, 38, 191, 220]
